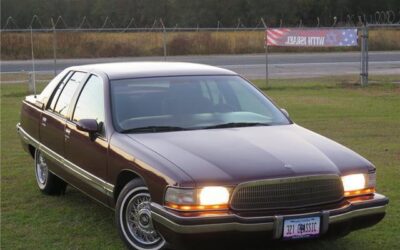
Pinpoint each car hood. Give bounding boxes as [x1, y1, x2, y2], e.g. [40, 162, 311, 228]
[127, 124, 373, 186]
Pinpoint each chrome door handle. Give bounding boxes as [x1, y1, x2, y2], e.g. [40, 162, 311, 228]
[41, 117, 47, 127]
[65, 128, 71, 140]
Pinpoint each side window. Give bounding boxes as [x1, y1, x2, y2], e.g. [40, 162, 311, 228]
[53, 72, 86, 117]
[39, 70, 70, 106]
[73, 75, 105, 135]
[48, 71, 73, 110]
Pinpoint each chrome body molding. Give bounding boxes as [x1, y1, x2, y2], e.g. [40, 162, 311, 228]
[16, 123, 114, 197]
[151, 211, 274, 234]
[150, 199, 387, 235]
[18, 124, 40, 148]
[329, 205, 386, 224]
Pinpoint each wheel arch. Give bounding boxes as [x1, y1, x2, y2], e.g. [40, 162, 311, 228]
[28, 144, 36, 159]
[114, 169, 146, 203]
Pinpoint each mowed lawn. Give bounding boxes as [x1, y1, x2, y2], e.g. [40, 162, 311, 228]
[1, 76, 399, 249]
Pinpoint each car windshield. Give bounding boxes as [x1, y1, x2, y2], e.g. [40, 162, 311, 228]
[110, 75, 290, 132]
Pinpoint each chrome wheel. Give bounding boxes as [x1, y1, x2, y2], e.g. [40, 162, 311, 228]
[33, 148, 67, 195]
[35, 150, 48, 188]
[118, 185, 165, 250]
[126, 193, 161, 246]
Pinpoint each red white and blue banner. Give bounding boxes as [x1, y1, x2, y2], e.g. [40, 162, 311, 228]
[266, 28, 358, 47]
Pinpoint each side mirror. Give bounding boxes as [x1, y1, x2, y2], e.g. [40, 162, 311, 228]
[281, 108, 289, 118]
[76, 119, 99, 133]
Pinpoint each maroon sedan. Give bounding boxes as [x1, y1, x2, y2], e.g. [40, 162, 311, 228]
[17, 62, 388, 250]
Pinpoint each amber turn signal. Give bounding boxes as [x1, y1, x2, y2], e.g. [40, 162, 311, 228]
[344, 188, 375, 197]
[165, 202, 229, 211]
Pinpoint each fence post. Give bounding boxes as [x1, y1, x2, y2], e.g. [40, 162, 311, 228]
[51, 18, 57, 76]
[261, 18, 269, 88]
[360, 25, 369, 86]
[160, 19, 167, 61]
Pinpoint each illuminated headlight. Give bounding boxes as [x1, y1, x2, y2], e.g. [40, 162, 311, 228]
[165, 186, 231, 211]
[199, 186, 230, 205]
[341, 172, 376, 197]
[341, 174, 366, 191]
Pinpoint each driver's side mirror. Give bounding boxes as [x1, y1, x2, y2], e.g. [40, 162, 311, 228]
[281, 108, 289, 118]
[76, 119, 99, 133]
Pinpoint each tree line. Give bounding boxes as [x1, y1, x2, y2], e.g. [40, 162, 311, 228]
[2, 0, 399, 28]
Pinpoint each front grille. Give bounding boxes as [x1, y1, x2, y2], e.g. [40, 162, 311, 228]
[230, 175, 344, 211]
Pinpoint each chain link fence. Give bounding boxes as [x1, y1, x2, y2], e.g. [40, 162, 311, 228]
[1, 12, 400, 87]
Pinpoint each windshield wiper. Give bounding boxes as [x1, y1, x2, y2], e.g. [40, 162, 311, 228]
[122, 126, 188, 133]
[202, 122, 271, 129]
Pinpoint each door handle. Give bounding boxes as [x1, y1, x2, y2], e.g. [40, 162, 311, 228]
[65, 128, 71, 140]
[41, 117, 47, 127]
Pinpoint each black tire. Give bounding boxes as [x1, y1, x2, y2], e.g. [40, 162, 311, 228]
[116, 178, 167, 250]
[34, 148, 67, 195]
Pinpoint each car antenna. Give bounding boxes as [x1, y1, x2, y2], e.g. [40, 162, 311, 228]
[30, 25, 37, 97]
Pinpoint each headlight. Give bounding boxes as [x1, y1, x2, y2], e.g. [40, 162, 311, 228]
[199, 186, 230, 205]
[341, 174, 366, 191]
[165, 186, 231, 211]
[164, 188, 196, 205]
[341, 172, 376, 197]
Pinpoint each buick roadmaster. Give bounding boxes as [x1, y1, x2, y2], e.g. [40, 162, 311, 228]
[17, 62, 388, 250]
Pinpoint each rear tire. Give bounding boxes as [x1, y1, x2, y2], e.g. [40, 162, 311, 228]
[34, 148, 67, 195]
[116, 178, 166, 250]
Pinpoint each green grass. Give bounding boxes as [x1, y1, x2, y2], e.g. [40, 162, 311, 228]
[1, 76, 399, 249]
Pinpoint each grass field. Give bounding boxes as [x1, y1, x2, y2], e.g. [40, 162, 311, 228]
[1, 76, 399, 249]
[2, 29, 400, 60]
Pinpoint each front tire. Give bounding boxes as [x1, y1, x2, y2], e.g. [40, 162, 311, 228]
[116, 179, 166, 250]
[34, 148, 67, 195]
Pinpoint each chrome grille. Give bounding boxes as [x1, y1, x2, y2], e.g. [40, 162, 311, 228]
[230, 175, 344, 210]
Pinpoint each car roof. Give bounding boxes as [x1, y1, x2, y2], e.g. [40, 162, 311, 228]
[67, 62, 237, 80]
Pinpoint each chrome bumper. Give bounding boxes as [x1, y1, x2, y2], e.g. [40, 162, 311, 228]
[151, 193, 388, 237]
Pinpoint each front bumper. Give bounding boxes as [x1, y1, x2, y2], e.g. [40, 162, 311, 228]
[151, 193, 388, 239]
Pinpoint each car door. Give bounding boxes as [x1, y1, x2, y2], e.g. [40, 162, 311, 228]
[64, 74, 110, 204]
[40, 71, 87, 171]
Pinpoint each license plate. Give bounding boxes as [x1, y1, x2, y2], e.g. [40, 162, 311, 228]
[283, 216, 320, 239]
